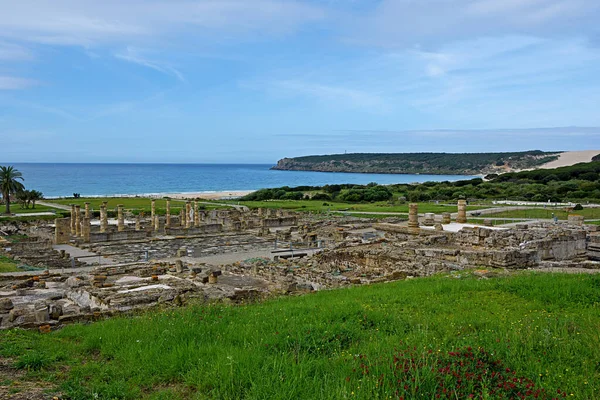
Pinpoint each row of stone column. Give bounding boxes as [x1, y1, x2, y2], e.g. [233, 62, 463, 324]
[68, 204, 91, 241]
[149, 199, 204, 232]
[69, 199, 207, 236]
[407, 199, 468, 229]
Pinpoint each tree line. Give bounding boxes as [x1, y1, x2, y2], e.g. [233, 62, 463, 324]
[244, 160, 600, 203]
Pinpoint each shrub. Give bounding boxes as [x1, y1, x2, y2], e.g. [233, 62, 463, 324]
[311, 193, 332, 201]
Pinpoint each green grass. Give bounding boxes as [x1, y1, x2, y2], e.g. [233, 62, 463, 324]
[1, 272, 599, 399]
[47, 197, 226, 214]
[332, 212, 408, 219]
[483, 207, 600, 220]
[0, 255, 20, 273]
[233, 200, 488, 214]
[0, 203, 63, 215]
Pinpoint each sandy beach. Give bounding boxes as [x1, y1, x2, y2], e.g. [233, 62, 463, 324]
[163, 191, 255, 200]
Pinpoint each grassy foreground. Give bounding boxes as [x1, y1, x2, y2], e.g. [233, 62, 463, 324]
[1, 272, 599, 399]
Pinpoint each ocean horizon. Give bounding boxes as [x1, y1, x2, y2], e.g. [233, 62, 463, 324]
[4, 163, 477, 198]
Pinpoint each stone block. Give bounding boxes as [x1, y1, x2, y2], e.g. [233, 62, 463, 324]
[0, 298, 14, 312]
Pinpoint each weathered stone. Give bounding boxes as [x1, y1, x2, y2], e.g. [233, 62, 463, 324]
[175, 259, 184, 273]
[117, 205, 125, 232]
[70, 204, 76, 234]
[0, 298, 14, 312]
[441, 212, 451, 224]
[456, 200, 467, 223]
[151, 199, 156, 222]
[408, 203, 419, 229]
[165, 199, 171, 229]
[75, 205, 82, 236]
[54, 218, 71, 244]
[35, 306, 50, 323]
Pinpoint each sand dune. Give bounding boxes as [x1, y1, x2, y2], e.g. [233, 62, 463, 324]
[538, 150, 599, 169]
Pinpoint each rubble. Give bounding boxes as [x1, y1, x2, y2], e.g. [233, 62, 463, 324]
[1, 201, 599, 330]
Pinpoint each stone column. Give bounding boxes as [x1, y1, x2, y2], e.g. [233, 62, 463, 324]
[82, 217, 91, 242]
[135, 215, 141, 231]
[180, 209, 185, 227]
[54, 218, 71, 244]
[423, 213, 435, 226]
[100, 202, 108, 233]
[442, 212, 451, 224]
[84, 202, 90, 219]
[408, 203, 419, 229]
[185, 201, 192, 228]
[75, 205, 82, 236]
[457, 200, 467, 223]
[117, 204, 125, 231]
[193, 201, 200, 227]
[165, 199, 171, 229]
[154, 215, 160, 232]
[70, 204, 76, 235]
[151, 200, 156, 223]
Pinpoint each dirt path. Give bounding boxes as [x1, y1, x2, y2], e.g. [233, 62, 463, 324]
[36, 201, 70, 211]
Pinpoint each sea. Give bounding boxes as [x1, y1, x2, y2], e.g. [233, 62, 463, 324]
[6, 163, 476, 198]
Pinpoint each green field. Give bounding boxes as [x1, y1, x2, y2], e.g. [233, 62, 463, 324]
[47, 197, 226, 214]
[483, 207, 600, 220]
[233, 199, 488, 214]
[1, 272, 598, 399]
[0, 255, 19, 273]
[1, 203, 63, 215]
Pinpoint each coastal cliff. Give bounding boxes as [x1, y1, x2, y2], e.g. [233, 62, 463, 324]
[272, 151, 562, 175]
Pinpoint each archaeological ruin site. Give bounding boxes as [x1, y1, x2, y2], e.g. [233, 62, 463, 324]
[1, 199, 599, 330]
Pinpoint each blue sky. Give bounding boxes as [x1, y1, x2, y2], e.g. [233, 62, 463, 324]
[1, 0, 600, 163]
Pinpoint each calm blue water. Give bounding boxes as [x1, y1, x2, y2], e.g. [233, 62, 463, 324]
[6, 163, 476, 198]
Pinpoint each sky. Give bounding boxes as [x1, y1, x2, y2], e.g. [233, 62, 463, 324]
[1, 0, 600, 163]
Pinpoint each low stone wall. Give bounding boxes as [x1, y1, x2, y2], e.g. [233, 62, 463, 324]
[89, 231, 149, 243]
[263, 217, 298, 228]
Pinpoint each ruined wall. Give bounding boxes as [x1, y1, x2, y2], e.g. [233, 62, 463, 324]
[89, 230, 149, 243]
[263, 217, 298, 227]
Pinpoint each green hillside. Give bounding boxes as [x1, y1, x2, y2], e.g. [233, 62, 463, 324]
[272, 150, 561, 175]
[1, 272, 598, 399]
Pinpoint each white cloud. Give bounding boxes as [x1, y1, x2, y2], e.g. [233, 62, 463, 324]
[0, 0, 325, 47]
[341, 0, 600, 48]
[115, 47, 185, 82]
[0, 42, 33, 61]
[0, 76, 37, 90]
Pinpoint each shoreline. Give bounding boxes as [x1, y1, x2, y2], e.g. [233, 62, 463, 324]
[46, 190, 256, 201]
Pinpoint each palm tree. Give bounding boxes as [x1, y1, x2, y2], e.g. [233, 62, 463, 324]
[29, 190, 43, 209]
[16, 190, 30, 209]
[0, 166, 25, 214]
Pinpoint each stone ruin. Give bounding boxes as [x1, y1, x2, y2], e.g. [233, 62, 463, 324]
[57, 200, 299, 245]
[1, 200, 599, 330]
